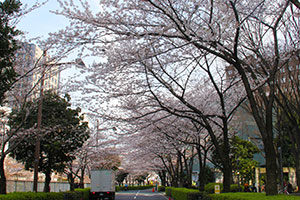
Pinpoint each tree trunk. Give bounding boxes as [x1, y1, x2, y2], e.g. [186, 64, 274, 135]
[68, 173, 75, 191]
[196, 145, 206, 191]
[158, 170, 167, 187]
[43, 169, 52, 192]
[222, 127, 232, 193]
[264, 137, 278, 195]
[222, 163, 232, 193]
[80, 168, 85, 188]
[0, 156, 7, 194]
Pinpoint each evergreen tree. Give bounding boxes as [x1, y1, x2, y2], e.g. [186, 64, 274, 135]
[9, 91, 89, 192]
[0, 0, 21, 105]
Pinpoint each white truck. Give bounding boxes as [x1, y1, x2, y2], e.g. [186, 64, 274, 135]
[90, 169, 115, 200]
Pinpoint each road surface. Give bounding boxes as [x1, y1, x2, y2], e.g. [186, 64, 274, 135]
[116, 189, 168, 200]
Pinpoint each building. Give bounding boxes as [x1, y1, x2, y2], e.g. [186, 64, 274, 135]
[7, 42, 60, 108]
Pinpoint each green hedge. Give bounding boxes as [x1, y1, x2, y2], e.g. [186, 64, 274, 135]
[204, 183, 243, 194]
[166, 187, 172, 197]
[64, 188, 90, 200]
[0, 188, 89, 200]
[209, 193, 300, 200]
[171, 188, 202, 200]
[166, 187, 210, 200]
[158, 186, 165, 192]
[0, 192, 63, 200]
[74, 188, 89, 200]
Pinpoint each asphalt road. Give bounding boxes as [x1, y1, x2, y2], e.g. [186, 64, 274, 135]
[116, 189, 168, 200]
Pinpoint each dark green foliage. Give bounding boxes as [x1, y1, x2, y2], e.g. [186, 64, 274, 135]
[8, 91, 89, 187]
[204, 183, 243, 194]
[209, 193, 300, 200]
[0, 192, 64, 200]
[203, 166, 216, 185]
[165, 187, 211, 200]
[165, 187, 300, 200]
[0, 0, 22, 105]
[74, 188, 89, 200]
[228, 184, 243, 193]
[166, 187, 172, 197]
[204, 183, 223, 194]
[231, 136, 260, 184]
[212, 136, 259, 184]
[0, 190, 90, 200]
[158, 186, 165, 192]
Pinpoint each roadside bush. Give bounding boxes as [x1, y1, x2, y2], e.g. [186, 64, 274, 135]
[229, 184, 243, 193]
[64, 188, 90, 200]
[158, 186, 165, 192]
[74, 188, 89, 200]
[204, 183, 243, 194]
[0, 192, 64, 200]
[171, 187, 199, 200]
[166, 187, 210, 200]
[209, 193, 300, 200]
[166, 187, 172, 197]
[205, 183, 223, 194]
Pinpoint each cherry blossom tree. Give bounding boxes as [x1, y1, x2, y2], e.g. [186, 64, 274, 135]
[274, 53, 300, 190]
[47, 0, 300, 195]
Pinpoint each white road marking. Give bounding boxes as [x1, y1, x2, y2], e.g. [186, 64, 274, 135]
[134, 190, 140, 199]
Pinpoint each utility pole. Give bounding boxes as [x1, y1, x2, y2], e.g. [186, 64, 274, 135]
[33, 51, 46, 192]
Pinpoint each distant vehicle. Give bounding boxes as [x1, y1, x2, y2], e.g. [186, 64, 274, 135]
[90, 169, 115, 200]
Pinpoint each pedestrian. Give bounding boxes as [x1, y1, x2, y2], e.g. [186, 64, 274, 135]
[251, 183, 257, 192]
[287, 182, 293, 193]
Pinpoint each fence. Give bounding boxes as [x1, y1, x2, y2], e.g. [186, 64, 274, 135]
[6, 180, 90, 193]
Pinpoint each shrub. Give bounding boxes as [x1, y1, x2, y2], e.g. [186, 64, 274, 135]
[229, 184, 243, 193]
[166, 187, 172, 197]
[204, 183, 244, 194]
[0, 192, 64, 200]
[205, 183, 223, 194]
[171, 187, 202, 200]
[158, 186, 165, 192]
[74, 188, 90, 200]
[165, 187, 211, 200]
[209, 192, 300, 200]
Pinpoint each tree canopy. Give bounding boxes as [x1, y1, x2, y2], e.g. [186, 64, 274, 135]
[0, 0, 21, 105]
[8, 91, 89, 192]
